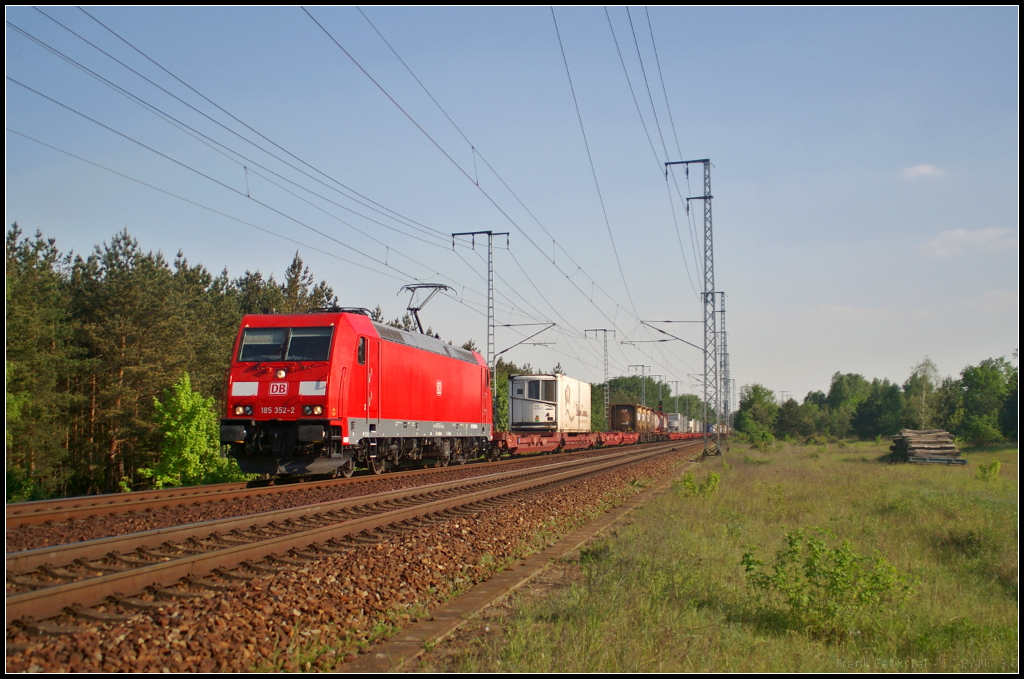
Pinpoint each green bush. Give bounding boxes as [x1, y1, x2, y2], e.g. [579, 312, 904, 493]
[140, 372, 252, 488]
[752, 430, 776, 451]
[975, 459, 1001, 482]
[740, 528, 909, 641]
[674, 471, 720, 498]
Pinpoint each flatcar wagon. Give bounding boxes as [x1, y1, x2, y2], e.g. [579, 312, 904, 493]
[219, 308, 492, 477]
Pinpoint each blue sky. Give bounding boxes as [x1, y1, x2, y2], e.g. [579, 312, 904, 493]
[6, 6, 1018, 405]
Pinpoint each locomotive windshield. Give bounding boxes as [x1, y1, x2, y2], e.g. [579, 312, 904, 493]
[238, 327, 334, 362]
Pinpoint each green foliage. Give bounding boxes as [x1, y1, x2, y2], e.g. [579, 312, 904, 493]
[741, 527, 910, 640]
[601, 375, 696, 416]
[590, 383, 607, 433]
[736, 384, 778, 436]
[674, 471, 720, 498]
[824, 372, 872, 438]
[959, 358, 1015, 444]
[773, 398, 804, 439]
[141, 373, 250, 488]
[5, 225, 339, 498]
[903, 357, 939, 429]
[851, 378, 904, 439]
[280, 251, 337, 313]
[751, 429, 776, 451]
[975, 459, 1001, 482]
[5, 226, 77, 498]
[494, 356, 535, 431]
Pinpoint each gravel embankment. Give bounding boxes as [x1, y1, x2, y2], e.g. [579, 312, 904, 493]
[6, 449, 690, 673]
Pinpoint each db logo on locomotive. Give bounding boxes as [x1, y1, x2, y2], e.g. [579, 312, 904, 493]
[269, 383, 288, 396]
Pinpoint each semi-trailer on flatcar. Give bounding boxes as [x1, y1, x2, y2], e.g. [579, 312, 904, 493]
[508, 373, 591, 433]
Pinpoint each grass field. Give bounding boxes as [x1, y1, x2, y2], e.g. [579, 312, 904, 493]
[443, 440, 1018, 672]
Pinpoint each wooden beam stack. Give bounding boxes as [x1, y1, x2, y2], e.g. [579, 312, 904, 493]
[890, 429, 965, 464]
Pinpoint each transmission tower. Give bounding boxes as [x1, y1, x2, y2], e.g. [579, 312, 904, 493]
[452, 230, 509, 423]
[629, 365, 650, 406]
[666, 159, 717, 455]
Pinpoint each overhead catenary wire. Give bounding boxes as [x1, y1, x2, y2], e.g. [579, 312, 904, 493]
[10, 125, 566, 358]
[604, 7, 663, 173]
[6, 128, 409, 284]
[626, 7, 670, 162]
[17, 11, 452, 252]
[19, 7, 704, 388]
[550, 7, 639, 318]
[71, 6, 450, 242]
[644, 6, 683, 161]
[9, 20, 565, 328]
[602, 7, 701, 300]
[6, 75, 444, 285]
[309, 6, 640, 340]
[308, 6, 692, 380]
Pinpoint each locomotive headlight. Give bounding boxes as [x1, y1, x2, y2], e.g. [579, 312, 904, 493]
[312, 405, 324, 415]
[303, 405, 312, 415]
[275, 369, 287, 379]
[234, 405, 246, 415]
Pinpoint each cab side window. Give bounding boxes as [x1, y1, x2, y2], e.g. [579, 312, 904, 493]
[358, 337, 367, 365]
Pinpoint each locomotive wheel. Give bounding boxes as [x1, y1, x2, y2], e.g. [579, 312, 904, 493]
[435, 455, 450, 468]
[454, 453, 468, 465]
[339, 459, 355, 478]
[369, 457, 386, 475]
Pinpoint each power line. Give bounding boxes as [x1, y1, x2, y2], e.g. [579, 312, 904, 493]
[626, 7, 670, 161]
[645, 6, 684, 160]
[6, 127, 408, 283]
[72, 6, 449, 242]
[604, 7, 662, 171]
[19, 10, 453, 260]
[308, 7, 679, 376]
[310, 5, 641, 343]
[9, 22, 568, 328]
[551, 7, 639, 317]
[22, 7, 703, 388]
[599, 8, 698, 300]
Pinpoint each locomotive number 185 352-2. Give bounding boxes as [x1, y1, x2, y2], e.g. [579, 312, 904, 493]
[260, 406, 295, 415]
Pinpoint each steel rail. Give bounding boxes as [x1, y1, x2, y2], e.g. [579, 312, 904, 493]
[6, 443, 689, 626]
[5, 445, 635, 527]
[6, 445, 661, 573]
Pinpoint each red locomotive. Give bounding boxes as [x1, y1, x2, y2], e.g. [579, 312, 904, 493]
[219, 308, 492, 477]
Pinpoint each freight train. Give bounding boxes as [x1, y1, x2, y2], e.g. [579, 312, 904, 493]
[219, 308, 702, 477]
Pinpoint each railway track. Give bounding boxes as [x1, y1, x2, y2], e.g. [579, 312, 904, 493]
[6, 442, 682, 630]
[5, 446, 627, 530]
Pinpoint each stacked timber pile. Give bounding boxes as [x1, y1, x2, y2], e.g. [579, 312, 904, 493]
[890, 429, 965, 464]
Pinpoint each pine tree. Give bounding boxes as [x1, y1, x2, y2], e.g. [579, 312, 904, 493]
[5, 224, 78, 499]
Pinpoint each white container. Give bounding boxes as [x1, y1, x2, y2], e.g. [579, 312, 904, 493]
[667, 413, 682, 433]
[509, 374, 592, 433]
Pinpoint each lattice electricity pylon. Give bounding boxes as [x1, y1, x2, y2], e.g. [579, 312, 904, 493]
[665, 158, 717, 455]
[451, 231, 509, 422]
